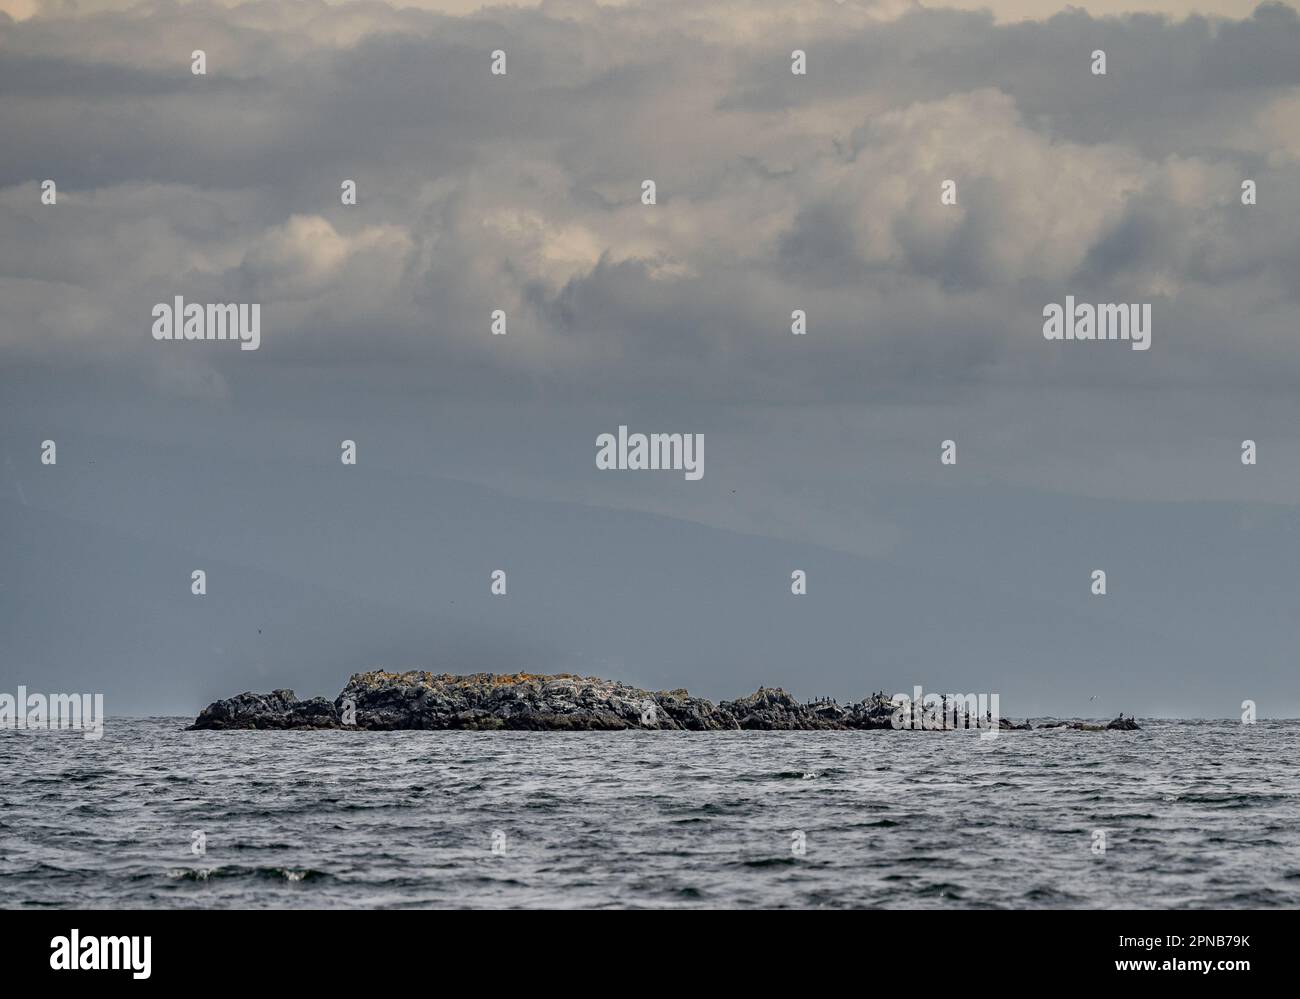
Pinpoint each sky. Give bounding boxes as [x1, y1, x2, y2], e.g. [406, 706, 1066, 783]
[2, 0, 1299, 718]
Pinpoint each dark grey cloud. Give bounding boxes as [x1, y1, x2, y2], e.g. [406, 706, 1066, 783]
[2, 2, 1296, 396]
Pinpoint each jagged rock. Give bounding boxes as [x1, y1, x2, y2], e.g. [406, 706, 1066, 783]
[720, 687, 821, 729]
[319, 671, 743, 731]
[714, 689, 900, 730]
[189, 673, 1137, 733]
[845, 693, 900, 730]
[189, 689, 341, 730]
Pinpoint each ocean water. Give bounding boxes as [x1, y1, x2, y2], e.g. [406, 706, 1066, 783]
[2, 719, 1297, 909]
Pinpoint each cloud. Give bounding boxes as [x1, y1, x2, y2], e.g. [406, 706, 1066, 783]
[2, 0, 1299, 445]
[237, 213, 414, 298]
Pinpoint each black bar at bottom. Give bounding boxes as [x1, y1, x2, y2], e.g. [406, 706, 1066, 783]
[0, 908, 1283, 985]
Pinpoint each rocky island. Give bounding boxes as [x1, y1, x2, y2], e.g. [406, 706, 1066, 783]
[189, 671, 1141, 732]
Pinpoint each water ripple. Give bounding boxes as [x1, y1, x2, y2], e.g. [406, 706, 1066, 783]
[1, 720, 1297, 908]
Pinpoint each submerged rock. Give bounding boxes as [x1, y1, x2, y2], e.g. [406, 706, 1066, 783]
[1106, 716, 1141, 731]
[1033, 716, 1142, 732]
[189, 672, 1138, 732]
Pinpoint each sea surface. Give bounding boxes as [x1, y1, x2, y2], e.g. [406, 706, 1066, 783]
[2, 719, 1297, 908]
